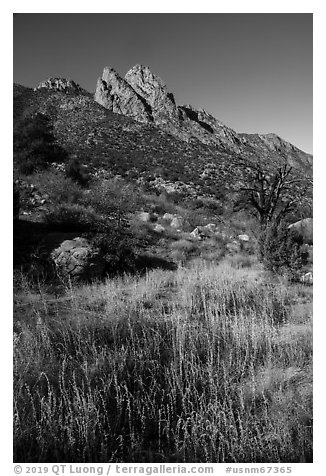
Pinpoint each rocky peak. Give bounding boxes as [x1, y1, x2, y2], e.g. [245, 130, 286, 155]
[35, 78, 84, 94]
[124, 65, 179, 123]
[94, 67, 153, 123]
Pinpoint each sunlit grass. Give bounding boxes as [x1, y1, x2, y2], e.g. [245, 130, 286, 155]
[13, 260, 312, 463]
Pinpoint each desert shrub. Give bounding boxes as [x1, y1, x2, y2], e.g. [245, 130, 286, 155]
[44, 203, 100, 231]
[14, 113, 68, 174]
[141, 192, 176, 216]
[28, 170, 83, 205]
[187, 196, 224, 215]
[90, 229, 139, 274]
[258, 220, 309, 280]
[65, 156, 91, 187]
[169, 239, 198, 263]
[227, 254, 256, 269]
[84, 178, 141, 222]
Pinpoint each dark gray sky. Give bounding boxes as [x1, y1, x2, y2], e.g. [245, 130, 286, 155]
[13, 13, 312, 153]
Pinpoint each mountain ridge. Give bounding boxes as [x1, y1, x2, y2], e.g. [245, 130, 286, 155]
[14, 65, 312, 203]
[20, 64, 312, 160]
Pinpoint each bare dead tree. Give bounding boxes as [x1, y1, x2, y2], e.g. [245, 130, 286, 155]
[232, 154, 312, 226]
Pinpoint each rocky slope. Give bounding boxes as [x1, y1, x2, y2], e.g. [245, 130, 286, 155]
[93, 64, 312, 167]
[13, 65, 312, 199]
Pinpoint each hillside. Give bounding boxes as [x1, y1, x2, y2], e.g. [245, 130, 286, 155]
[13, 65, 312, 198]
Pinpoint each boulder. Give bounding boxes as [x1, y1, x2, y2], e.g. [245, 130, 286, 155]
[300, 271, 313, 285]
[138, 211, 151, 223]
[204, 223, 218, 233]
[288, 218, 313, 245]
[190, 224, 219, 239]
[154, 224, 165, 233]
[162, 212, 174, 222]
[170, 216, 183, 229]
[51, 237, 105, 282]
[238, 234, 250, 242]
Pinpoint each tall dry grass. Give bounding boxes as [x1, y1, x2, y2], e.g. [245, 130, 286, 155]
[13, 261, 312, 463]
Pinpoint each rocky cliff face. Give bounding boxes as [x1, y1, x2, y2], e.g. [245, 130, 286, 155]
[124, 65, 179, 124]
[94, 67, 153, 123]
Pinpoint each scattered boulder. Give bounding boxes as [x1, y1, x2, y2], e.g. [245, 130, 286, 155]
[190, 227, 202, 240]
[138, 211, 151, 223]
[154, 224, 165, 233]
[51, 237, 105, 282]
[238, 234, 250, 242]
[300, 271, 313, 285]
[190, 224, 220, 240]
[162, 212, 175, 222]
[204, 223, 218, 233]
[288, 218, 313, 245]
[170, 216, 183, 229]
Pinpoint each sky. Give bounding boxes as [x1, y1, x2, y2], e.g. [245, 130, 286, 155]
[13, 13, 312, 153]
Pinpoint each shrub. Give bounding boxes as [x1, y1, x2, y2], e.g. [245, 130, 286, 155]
[258, 220, 309, 280]
[84, 178, 141, 224]
[65, 156, 91, 187]
[28, 170, 83, 205]
[14, 113, 68, 174]
[90, 229, 139, 274]
[169, 239, 198, 263]
[44, 203, 101, 232]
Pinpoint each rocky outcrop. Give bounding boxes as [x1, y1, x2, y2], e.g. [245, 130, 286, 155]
[35, 78, 84, 94]
[51, 237, 105, 281]
[125, 64, 179, 124]
[190, 224, 227, 240]
[94, 67, 153, 123]
[178, 105, 242, 151]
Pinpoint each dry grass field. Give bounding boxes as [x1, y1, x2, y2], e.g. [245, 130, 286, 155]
[13, 259, 312, 463]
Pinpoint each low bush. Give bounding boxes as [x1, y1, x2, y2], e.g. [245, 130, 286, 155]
[258, 220, 309, 280]
[44, 203, 100, 232]
[84, 178, 141, 222]
[65, 156, 91, 187]
[27, 170, 84, 205]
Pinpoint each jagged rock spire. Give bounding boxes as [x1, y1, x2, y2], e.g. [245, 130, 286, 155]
[94, 67, 153, 123]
